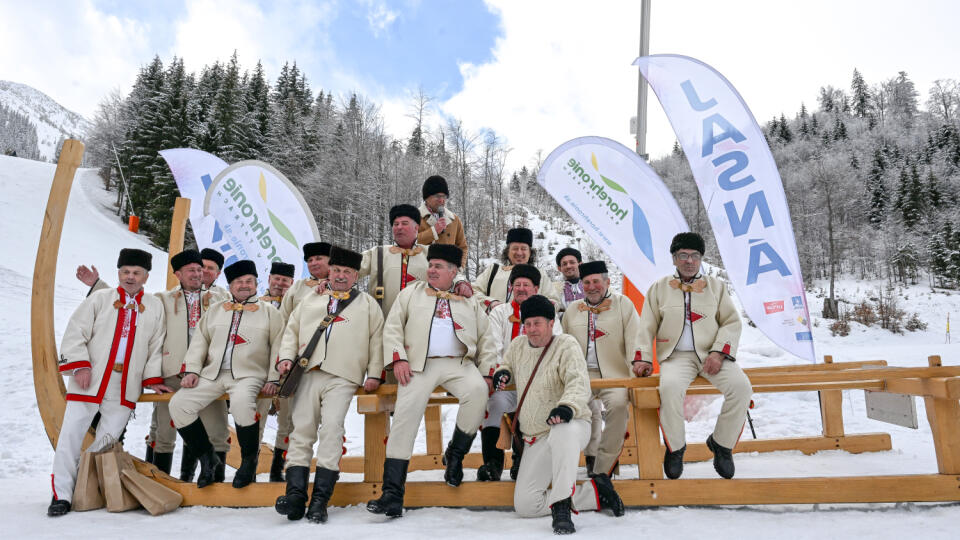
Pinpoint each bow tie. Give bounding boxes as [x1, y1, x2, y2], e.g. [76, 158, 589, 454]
[669, 278, 707, 293]
[508, 315, 522, 323]
[325, 290, 351, 300]
[223, 302, 259, 312]
[578, 298, 611, 314]
[304, 278, 321, 287]
[389, 245, 423, 256]
[426, 288, 463, 301]
[260, 295, 282, 303]
[113, 300, 145, 313]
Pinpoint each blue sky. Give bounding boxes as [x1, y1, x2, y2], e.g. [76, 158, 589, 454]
[3, 0, 960, 168]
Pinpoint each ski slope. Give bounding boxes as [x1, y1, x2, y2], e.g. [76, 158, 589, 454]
[1, 155, 959, 538]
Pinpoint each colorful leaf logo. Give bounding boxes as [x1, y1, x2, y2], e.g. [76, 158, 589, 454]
[600, 174, 626, 193]
[631, 200, 656, 265]
[258, 172, 268, 202]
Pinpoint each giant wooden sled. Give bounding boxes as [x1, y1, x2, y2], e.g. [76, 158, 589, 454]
[33, 141, 960, 508]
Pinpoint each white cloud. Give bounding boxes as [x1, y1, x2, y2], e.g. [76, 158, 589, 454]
[363, 0, 400, 37]
[0, 0, 152, 118]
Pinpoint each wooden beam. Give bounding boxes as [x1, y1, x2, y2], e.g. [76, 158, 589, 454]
[425, 405, 443, 456]
[886, 377, 960, 399]
[677, 433, 891, 461]
[165, 197, 190, 291]
[629, 389, 663, 479]
[363, 412, 389, 482]
[31, 139, 85, 448]
[819, 355, 846, 437]
[632, 381, 886, 408]
[924, 356, 960, 474]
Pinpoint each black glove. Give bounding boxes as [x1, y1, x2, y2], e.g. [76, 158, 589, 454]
[492, 369, 511, 390]
[547, 405, 573, 424]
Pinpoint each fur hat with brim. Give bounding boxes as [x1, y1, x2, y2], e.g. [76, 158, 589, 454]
[520, 294, 555, 322]
[506, 227, 533, 246]
[224, 260, 257, 283]
[578, 260, 608, 279]
[427, 244, 463, 268]
[200, 248, 224, 269]
[328, 246, 363, 271]
[270, 261, 295, 278]
[390, 204, 422, 226]
[117, 248, 152, 271]
[555, 247, 582, 267]
[302, 241, 332, 261]
[670, 232, 705, 255]
[171, 249, 202, 272]
[509, 264, 541, 287]
[422, 175, 449, 199]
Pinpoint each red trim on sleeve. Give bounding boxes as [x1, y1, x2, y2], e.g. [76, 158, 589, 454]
[141, 377, 163, 387]
[58, 361, 91, 372]
[633, 351, 643, 362]
[722, 344, 731, 355]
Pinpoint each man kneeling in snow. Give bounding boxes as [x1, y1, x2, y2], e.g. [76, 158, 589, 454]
[492, 295, 621, 535]
[49, 248, 169, 517]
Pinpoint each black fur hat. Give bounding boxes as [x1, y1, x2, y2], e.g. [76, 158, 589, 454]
[578, 260, 608, 279]
[520, 294, 555, 322]
[224, 260, 258, 283]
[171, 249, 202, 272]
[508, 264, 541, 287]
[302, 241, 332, 261]
[427, 243, 463, 268]
[670, 232, 705, 255]
[328, 246, 363, 271]
[506, 227, 533, 246]
[389, 204, 422, 225]
[422, 175, 449, 199]
[117, 248, 152, 271]
[270, 261, 295, 278]
[554, 247, 582, 267]
[200, 248, 224, 269]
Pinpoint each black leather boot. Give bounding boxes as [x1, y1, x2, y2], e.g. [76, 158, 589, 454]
[176, 419, 221, 488]
[152, 452, 173, 475]
[214, 452, 226, 482]
[232, 423, 261, 488]
[366, 458, 408, 518]
[269, 448, 286, 482]
[443, 426, 476, 487]
[591, 473, 625, 516]
[663, 445, 686, 480]
[47, 496, 71, 517]
[584, 455, 596, 476]
[510, 429, 523, 481]
[475, 426, 504, 481]
[550, 497, 575, 534]
[706, 435, 735, 479]
[179, 446, 198, 482]
[306, 467, 340, 523]
[275, 465, 309, 520]
[145, 441, 154, 464]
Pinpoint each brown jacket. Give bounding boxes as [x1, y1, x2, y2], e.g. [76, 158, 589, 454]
[418, 203, 468, 264]
[183, 297, 284, 383]
[280, 289, 384, 386]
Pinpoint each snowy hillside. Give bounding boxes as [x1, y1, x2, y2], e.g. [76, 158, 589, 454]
[0, 80, 91, 161]
[2, 155, 960, 537]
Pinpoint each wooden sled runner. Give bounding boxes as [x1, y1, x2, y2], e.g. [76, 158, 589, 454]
[34, 141, 960, 508]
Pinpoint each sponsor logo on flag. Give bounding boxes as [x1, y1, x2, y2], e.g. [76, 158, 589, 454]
[763, 300, 784, 314]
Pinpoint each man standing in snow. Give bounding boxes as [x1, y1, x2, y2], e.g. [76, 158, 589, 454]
[492, 295, 613, 534]
[367, 244, 496, 518]
[560, 260, 637, 514]
[169, 260, 285, 489]
[418, 175, 468, 265]
[49, 248, 168, 517]
[274, 246, 384, 523]
[256, 260, 296, 482]
[633, 232, 751, 480]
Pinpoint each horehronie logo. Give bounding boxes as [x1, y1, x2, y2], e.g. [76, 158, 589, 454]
[564, 153, 656, 264]
[218, 171, 299, 262]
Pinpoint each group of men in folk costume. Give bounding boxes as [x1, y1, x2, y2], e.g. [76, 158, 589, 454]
[51, 172, 751, 535]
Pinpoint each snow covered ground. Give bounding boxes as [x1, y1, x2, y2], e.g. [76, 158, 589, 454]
[1, 154, 960, 537]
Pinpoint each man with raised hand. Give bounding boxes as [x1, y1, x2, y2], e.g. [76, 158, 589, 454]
[150, 249, 230, 482]
[477, 264, 560, 482]
[561, 260, 638, 516]
[367, 244, 496, 518]
[256, 260, 296, 482]
[418, 175, 468, 264]
[633, 232, 751, 480]
[49, 248, 168, 517]
[169, 260, 285, 489]
[492, 295, 607, 535]
[280, 241, 331, 320]
[274, 246, 384, 523]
